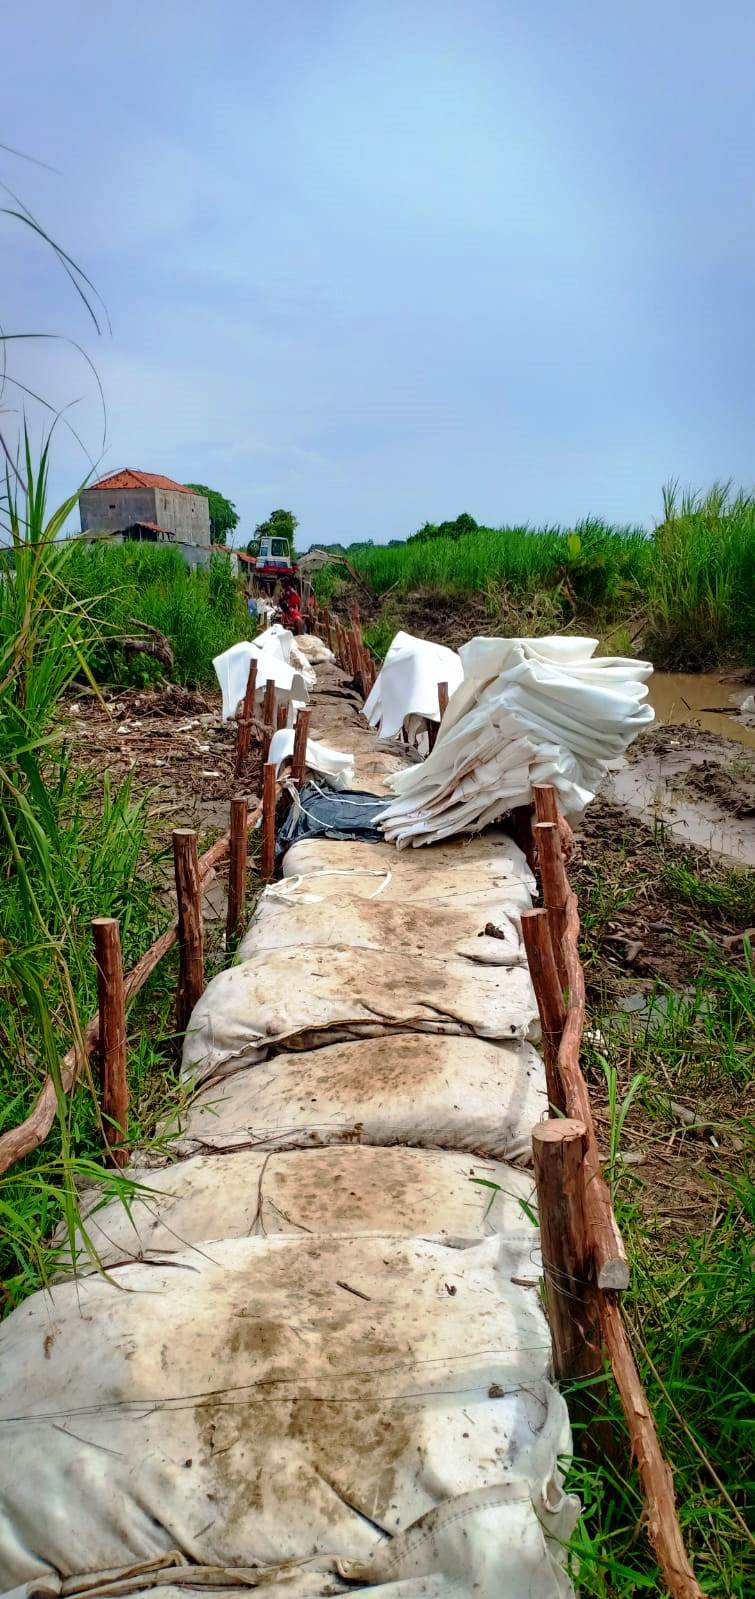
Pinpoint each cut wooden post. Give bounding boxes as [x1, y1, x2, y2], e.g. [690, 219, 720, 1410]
[291, 706, 312, 787]
[261, 760, 277, 881]
[534, 820, 569, 989]
[234, 657, 258, 780]
[532, 783, 559, 824]
[260, 677, 277, 764]
[91, 917, 128, 1169]
[276, 702, 289, 730]
[437, 680, 449, 718]
[532, 1119, 600, 1384]
[226, 796, 248, 947]
[322, 606, 333, 650]
[173, 829, 205, 1034]
[521, 908, 567, 1113]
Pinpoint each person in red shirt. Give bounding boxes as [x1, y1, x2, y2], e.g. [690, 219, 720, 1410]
[280, 579, 304, 634]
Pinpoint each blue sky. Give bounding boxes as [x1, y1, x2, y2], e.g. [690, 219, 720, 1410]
[3, 1, 754, 544]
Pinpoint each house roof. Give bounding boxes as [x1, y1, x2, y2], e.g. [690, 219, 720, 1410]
[89, 469, 194, 495]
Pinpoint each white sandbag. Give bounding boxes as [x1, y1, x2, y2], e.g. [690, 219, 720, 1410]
[181, 1032, 546, 1163]
[379, 635, 653, 842]
[0, 1234, 577, 1597]
[296, 632, 335, 664]
[364, 629, 464, 737]
[279, 834, 536, 913]
[56, 1147, 540, 1272]
[181, 946, 540, 1083]
[240, 888, 524, 966]
[267, 729, 356, 790]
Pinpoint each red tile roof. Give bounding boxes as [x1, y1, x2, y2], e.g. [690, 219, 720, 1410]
[89, 469, 194, 494]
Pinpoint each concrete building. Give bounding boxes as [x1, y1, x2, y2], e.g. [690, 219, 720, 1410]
[79, 470, 212, 567]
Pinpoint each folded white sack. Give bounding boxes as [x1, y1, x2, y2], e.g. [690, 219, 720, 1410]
[266, 728, 356, 788]
[0, 1234, 577, 1598]
[213, 628, 311, 721]
[379, 634, 653, 843]
[364, 629, 464, 736]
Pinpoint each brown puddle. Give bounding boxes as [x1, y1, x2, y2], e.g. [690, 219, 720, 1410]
[606, 672, 755, 866]
[648, 672, 755, 752]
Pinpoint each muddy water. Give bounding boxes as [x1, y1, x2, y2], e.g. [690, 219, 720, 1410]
[605, 670, 755, 866]
[648, 672, 755, 752]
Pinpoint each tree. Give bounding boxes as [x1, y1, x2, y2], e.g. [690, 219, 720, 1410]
[247, 508, 298, 555]
[186, 484, 239, 545]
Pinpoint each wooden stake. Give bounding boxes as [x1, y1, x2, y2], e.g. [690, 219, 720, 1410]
[322, 606, 333, 650]
[234, 657, 258, 780]
[260, 676, 277, 764]
[521, 908, 567, 1113]
[532, 1119, 600, 1383]
[91, 917, 128, 1169]
[532, 783, 559, 824]
[261, 760, 277, 880]
[226, 796, 248, 947]
[534, 820, 568, 988]
[428, 680, 449, 752]
[276, 702, 289, 730]
[173, 829, 205, 1034]
[291, 706, 312, 787]
[0, 805, 267, 1177]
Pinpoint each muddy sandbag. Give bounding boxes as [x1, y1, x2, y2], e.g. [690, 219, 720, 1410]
[56, 1147, 539, 1274]
[239, 889, 524, 967]
[182, 947, 540, 1083]
[279, 834, 535, 914]
[0, 1234, 577, 1598]
[181, 1033, 546, 1161]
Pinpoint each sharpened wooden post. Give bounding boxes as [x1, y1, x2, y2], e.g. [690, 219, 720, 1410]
[532, 1120, 605, 1394]
[234, 657, 258, 780]
[276, 702, 289, 730]
[92, 918, 128, 1168]
[173, 830, 205, 1034]
[291, 706, 311, 787]
[521, 908, 567, 1113]
[261, 761, 277, 881]
[226, 797, 248, 947]
[534, 820, 568, 989]
[322, 606, 333, 650]
[260, 677, 277, 764]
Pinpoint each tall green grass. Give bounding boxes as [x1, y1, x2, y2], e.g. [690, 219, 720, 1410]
[0, 444, 173, 1312]
[323, 488, 755, 667]
[60, 540, 256, 686]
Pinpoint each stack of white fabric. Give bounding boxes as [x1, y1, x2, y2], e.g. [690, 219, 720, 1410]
[364, 629, 464, 739]
[379, 636, 653, 846]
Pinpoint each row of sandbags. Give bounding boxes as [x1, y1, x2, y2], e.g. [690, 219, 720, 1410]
[0, 825, 578, 1599]
[365, 632, 653, 842]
